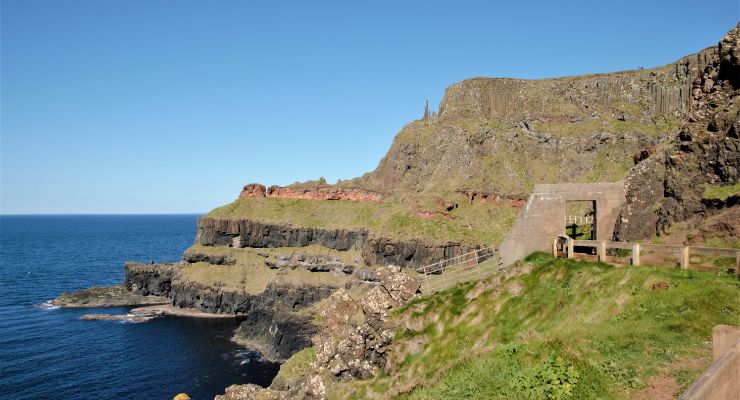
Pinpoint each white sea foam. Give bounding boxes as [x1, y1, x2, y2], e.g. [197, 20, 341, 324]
[36, 300, 60, 310]
[233, 349, 266, 365]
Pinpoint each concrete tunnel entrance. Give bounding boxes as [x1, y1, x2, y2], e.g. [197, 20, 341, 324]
[499, 182, 625, 266]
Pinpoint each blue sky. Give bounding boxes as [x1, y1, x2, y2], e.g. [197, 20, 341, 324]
[1, 0, 738, 214]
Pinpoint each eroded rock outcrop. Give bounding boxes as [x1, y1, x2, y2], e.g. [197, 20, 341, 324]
[267, 186, 381, 202]
[615, 23, 740, 242]
[312, 267, 421, 380]
[124, 262, 177, 297]
[239, 183, 267, 198]
[51, 284, 169, 308]
[215, 266, 422, 400]
[234, 309, 320, 362]
[264, 253, 356, 275]
[183, 248, 236, 265]
[456, 189, 528, 207]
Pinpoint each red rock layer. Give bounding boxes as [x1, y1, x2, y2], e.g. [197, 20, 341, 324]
[266, 186, 381, 202]
[239, 183, 267, 198]
[456, 190, 527, 208]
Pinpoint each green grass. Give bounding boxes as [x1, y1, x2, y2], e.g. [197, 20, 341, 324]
[566, 224, 594, 240]
[206, 195, 518, 245]
[340, 253, 739, 399]
[532, 116, 678, 138]
[273, 347, 316, 385]
[177, 245, 353, 294]
[702, 182, 740, 200]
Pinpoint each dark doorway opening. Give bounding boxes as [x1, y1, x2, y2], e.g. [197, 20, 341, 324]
[565, 200, 596, 243]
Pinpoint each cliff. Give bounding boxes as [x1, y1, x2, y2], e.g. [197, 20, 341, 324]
[352, 46, 716, 198]
[196, 216, 493, 269]
[207, 43, 720, 258]
[615, 23, 740, 246]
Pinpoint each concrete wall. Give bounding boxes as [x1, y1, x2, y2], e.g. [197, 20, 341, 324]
[679, 325, 740, 400]
[500, 182, 625, 266]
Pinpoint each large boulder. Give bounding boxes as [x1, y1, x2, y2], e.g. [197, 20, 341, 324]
[239, 183, 267, 198]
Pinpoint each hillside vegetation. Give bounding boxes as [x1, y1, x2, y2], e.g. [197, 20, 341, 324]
[333, 254, 739, 399]
[207, 195, 519, 245]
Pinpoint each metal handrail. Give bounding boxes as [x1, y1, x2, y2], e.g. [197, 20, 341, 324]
[416, 246, 499, 293]
[414, 245, 496, 273]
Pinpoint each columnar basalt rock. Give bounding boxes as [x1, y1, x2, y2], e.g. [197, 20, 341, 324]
[438, 48, 713, 122]
[614, 23, 740, 242]
[124, 262, 177, 297]
[196, 217, 369, 251]
[196, 217, 490, 269]
[234, 309, 320, 362]
[169, 281, 335, 315]
[361, 237, 493, 269]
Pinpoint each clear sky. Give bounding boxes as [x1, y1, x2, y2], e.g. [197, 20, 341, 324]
[1, 0, 738, 214]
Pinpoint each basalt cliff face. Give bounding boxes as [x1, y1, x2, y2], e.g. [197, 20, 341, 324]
[352, 46, 716, 199]
[196, 216, 491, 269]
[615, 23, 740, 246]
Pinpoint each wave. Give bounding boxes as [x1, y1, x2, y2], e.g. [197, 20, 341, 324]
[35, 301, 60, 310]
[232, 349, 267, 365]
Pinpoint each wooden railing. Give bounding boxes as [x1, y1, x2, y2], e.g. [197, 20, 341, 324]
[553, 236, 740, 277]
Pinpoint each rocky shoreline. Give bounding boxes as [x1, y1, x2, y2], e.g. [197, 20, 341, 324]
[51, 284, 169, 308]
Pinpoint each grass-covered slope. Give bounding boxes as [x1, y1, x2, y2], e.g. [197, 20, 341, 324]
[341, 254, 739, 399]
[207, 196, 519, 245]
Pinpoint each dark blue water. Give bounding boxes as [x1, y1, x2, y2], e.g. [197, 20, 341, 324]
[0, 215, 279, 400]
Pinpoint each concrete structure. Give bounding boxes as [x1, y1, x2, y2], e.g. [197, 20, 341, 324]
[679, 325, 740, 400]
[500, 182, 625, 266]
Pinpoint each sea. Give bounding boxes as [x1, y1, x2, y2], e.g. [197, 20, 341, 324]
[0, 215, 279, 400]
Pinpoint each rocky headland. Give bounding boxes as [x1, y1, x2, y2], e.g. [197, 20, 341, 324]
[51, 283, 169, 308]
[54, 23, 740, 400]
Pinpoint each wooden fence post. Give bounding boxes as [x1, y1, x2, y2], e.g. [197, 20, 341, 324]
[552, 238, 558, 258]
[567, 238, 574, 259]
[631, 244, 641, 266]
[597, 241, 606, 262]
[680, 246, 690, 270]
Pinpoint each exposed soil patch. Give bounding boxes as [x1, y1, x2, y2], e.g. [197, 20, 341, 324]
[635, 374, 679, 400]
